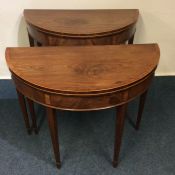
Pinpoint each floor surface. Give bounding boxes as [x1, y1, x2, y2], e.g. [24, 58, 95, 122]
[0, 77, 174, 175]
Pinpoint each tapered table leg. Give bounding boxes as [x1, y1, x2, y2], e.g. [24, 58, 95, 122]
[136, 90, 148, 130]
[28, 32, 34, 47]
[128, 34, 135, 44]
[16, 90, 32, 135]
[46, 107, 61, 169]
[26, 98, 38, 134]
[113, 104, 127, 167]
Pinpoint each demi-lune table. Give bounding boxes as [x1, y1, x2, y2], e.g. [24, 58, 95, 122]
[5, 44, 160, 168]
[23, 9, 140, 134]
[24, 9, 139, 46]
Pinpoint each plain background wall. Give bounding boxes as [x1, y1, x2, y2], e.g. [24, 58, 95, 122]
[0, 0, 175, 78]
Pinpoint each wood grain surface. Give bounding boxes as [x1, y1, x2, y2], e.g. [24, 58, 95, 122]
[24, 9, 139, 37]
[6, 44, 160, 95]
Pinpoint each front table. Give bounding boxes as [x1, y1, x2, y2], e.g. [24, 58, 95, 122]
[6, 44, 160, 168]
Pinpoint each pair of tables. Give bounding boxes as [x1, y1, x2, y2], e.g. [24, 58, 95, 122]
[5, 9, 160, 169]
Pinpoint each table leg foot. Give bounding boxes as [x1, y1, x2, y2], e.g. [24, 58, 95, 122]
[56, 162, 61, 169]
[113, 104, 127, 167]
[34, 128, 39, 135]
[46, 107, 61, 169]
[136, 90, 148, 130]
[112, 160, 118, 168]
[27, 128, 32, 135]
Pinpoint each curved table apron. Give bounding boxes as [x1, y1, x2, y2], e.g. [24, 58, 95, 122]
[6, 44, 160, 169]
[12, 72, 153, 111]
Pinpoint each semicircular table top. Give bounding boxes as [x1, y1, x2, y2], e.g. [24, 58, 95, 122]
[6, 44, 159, 95]
[24, 9, 139, 37]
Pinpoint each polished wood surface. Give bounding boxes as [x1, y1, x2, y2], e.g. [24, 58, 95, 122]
[6, 44, 160, 168]
[6, 45, 159, 95]
[24, 9, 139, 36]
[24, 9, 139, 45]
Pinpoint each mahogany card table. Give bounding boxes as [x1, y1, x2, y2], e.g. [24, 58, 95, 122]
[24, 9, 139, 46]
[6, 44, 160, 168]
